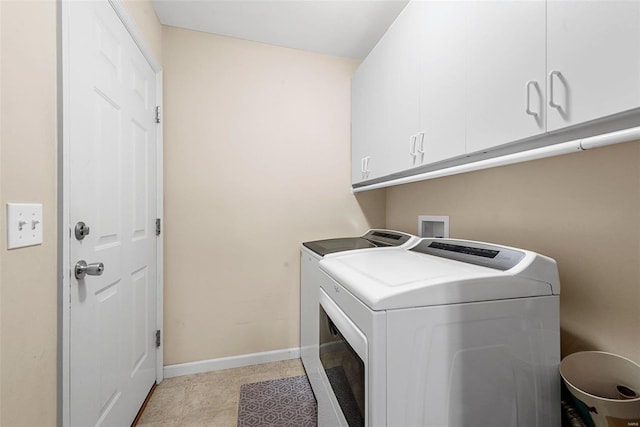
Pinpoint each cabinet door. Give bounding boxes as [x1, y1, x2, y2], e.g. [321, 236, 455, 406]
[351, 62, 371, 184]
[351, 2, 419, 183]
[378, 1, 421, 174]
[466, 0, 546, 154]
[352, 55, 384, 183]
[352, 45, 392, 182]
[547, 1, 640, 131]
[362, 37, 394, 180]
[418, 1, 466, 165]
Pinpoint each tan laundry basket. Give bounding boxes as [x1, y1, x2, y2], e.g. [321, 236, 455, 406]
[560, 351, 640, 427]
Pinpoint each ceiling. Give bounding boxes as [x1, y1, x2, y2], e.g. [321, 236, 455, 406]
[151, 0, 409, 59]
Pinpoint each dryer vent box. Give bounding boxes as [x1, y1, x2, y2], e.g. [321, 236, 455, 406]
[418, 215, 449, 238]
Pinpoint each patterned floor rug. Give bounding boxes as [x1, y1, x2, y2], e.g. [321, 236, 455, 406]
[237, 375, 317, 427]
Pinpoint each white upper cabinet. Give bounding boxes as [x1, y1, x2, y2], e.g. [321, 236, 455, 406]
[352, 0, 640, 187]
[418, 1, 466, 164]
[351, 2, 420, 183]
[377, 1, 421, 175]
[466, 0, 546, 154]
[546, 1, 640, 132]
[352, 46, 392, 183]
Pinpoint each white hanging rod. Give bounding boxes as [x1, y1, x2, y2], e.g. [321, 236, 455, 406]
[352, 125, 640, 193]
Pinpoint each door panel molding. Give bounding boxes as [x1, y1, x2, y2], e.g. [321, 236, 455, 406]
[58, 1, 163, 425]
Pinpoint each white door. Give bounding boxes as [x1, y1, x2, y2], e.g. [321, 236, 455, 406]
[546, 0, 640, 131]
[465, 0, 546, 154]
[68, 1, 158, 426]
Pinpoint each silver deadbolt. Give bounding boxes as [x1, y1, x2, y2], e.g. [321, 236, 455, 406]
[75, 260, 104, 280]
[75, 222, 91, 240]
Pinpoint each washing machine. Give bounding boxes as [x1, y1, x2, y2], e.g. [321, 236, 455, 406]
[316, 238, 561, 427]
[300, 230, 418, 422]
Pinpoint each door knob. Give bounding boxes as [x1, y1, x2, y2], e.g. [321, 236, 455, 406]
[75, 260, 104, 279]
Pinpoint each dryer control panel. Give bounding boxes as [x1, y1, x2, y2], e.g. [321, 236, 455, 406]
[411, 238, 525, 271]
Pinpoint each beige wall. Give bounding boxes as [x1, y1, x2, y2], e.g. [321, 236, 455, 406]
[162, 26, 385, 365]
[386, 141, 640, 363]
[0, 1, 161, 425]
[0, 0, 379, 420]
[0, 1, 4, 424]
[123, 0, 163, 63]
[11, 0, 632, 423]
[1, 1, 57, 425]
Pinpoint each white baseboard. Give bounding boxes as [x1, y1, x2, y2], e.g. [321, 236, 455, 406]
[163, 347, 301, 379]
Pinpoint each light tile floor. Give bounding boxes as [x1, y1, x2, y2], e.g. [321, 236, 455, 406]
[137, 358, 307, 427]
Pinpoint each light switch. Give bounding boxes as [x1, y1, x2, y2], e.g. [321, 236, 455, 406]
[7, 203, 43, 249]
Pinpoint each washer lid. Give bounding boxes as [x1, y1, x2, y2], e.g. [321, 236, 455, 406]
[302, 237, 376, 257]
[302, 229, 414, 256]
[319, 242, 559, 310]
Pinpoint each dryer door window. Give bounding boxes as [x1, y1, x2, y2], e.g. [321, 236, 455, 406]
[319, 305, 365, 427]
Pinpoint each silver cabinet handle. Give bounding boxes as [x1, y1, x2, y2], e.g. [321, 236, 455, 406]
[409, 135, 418, 166]
[526, 80, 539, 118]
[549, 70, 563, 109]
[361, 156, 371, 179]
[409, 135, 417, 158]
[416, 132, 425, 158]
[75, 260, 104, 280]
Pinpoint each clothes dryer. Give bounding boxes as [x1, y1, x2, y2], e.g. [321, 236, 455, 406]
[317, 238, 561, 427]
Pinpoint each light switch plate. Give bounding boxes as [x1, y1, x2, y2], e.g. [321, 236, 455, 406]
[7, 203, 43, 249]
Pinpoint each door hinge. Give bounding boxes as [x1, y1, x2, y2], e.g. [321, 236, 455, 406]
[155, 218, 161, 236]
[155, 106, 161, 124]
[155, 330, 161, 348]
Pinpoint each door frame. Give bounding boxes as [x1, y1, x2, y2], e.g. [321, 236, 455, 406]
[57, 1, 164, 425]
